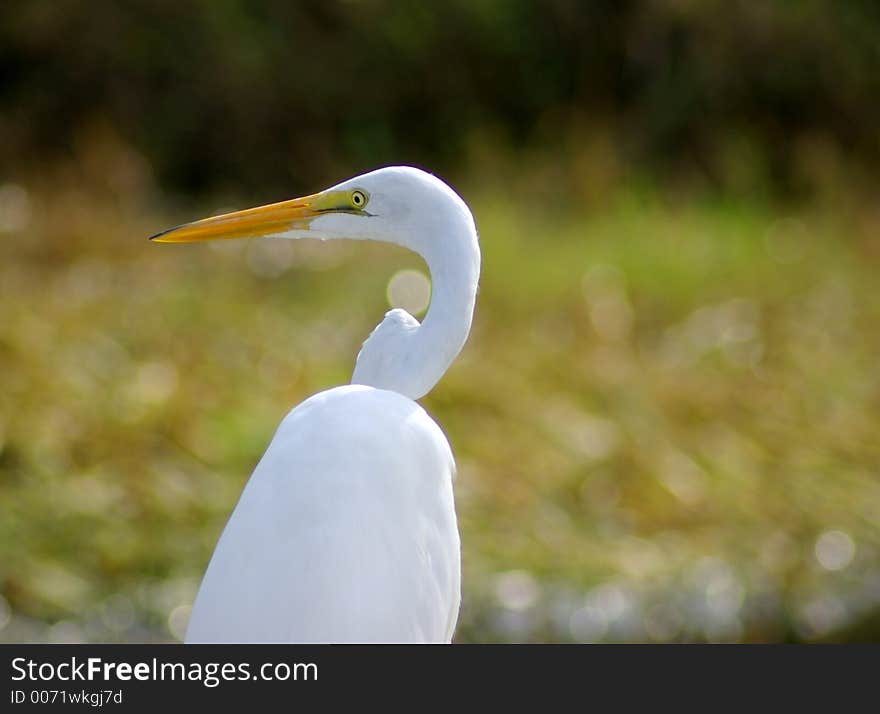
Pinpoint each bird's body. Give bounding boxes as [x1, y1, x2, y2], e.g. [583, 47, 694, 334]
[186, 385, 460, 643]
[152, 166, 480, 643]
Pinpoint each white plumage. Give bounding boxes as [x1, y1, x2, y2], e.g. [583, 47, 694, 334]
[151, 167, 480, 643]
[186, 386, 460, 643]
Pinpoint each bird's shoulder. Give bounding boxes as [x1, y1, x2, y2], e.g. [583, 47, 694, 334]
[270, 384, 454, 473]
[284, 383, 423, 427]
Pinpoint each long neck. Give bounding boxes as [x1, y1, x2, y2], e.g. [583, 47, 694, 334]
[415, 229, 481, 390]
[352, 213, 480, 400]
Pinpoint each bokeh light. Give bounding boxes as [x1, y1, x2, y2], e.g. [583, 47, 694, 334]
[815, 531, 856, 572]
[386, 269, 432, 316]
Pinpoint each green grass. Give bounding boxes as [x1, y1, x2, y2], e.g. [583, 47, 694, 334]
[1, 176, 879, 642]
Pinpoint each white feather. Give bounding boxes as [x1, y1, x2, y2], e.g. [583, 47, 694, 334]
[186, 386, 460, 643]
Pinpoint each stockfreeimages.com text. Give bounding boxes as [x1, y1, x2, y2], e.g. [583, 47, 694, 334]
[11, 657, 317, 688]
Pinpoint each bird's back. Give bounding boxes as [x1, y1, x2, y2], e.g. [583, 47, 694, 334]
[185, 385, 460, 643]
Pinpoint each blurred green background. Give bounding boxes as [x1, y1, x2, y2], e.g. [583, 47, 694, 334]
[2, 1, 879, 643]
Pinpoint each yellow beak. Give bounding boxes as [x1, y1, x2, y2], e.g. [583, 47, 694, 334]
[149, 192, 323, 243]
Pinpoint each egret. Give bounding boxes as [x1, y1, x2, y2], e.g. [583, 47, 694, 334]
[151, 166, 480, 643]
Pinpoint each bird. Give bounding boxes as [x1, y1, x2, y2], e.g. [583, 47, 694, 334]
[150, 166, 480, 643]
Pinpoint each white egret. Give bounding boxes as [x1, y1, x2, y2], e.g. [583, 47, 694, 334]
[151, 166, 480, 643]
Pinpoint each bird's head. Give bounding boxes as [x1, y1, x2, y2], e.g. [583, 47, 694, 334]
[150, 166, 473, 257]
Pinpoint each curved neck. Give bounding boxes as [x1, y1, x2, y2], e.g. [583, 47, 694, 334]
[416, 233, 481, 388]
[352, 214, 480, 400]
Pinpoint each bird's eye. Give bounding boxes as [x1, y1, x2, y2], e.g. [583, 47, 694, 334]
[351, 190, 368, 209]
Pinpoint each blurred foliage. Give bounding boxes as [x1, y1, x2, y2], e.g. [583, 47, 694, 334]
[1, 2, 879, 643]
[1, 156, 879, 642]
[1, 0, 879, 197]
